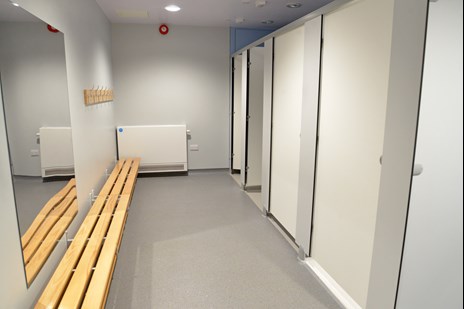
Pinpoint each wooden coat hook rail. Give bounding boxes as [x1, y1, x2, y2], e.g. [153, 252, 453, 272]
[83, 87, 114, 106]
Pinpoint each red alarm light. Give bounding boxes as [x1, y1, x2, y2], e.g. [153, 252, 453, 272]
[47, 24, 59, 33]
[159, 24, 169, 35]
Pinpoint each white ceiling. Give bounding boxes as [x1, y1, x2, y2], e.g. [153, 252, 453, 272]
[0, 0, 333, 28]
[0, 1, 41, 22]
[95, 0, 333, 29]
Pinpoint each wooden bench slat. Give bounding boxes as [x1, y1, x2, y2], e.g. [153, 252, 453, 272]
[21, 179, 75, 248]
[25, 199, 78, 285]
[113, 195, 131, 214]
[35, 196, 109, 309]
[23, 188, 77, 264]
[109, 158, 133, 196]
[98, 159, 126, 197]
[59, 195, 119, 309]
[121, 158, 140, 196]
[81, 211, 126, 309]
[113, 196, 131, 249]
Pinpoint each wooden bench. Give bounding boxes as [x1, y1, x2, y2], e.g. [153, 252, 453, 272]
[21, 179, 78, 285]
[35, 158, 140, 309]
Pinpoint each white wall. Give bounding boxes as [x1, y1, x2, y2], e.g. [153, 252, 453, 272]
[16, 0, 117, 232]
[270, 26, 304, 237]
[111, 24, 230, 170]
[0, 21, 70, 176]
[0, 0, 115, 307]
[310, 0, 394, 306]
[232, 55, 242, 170]
[396, 0, 463, 308]
[246, 46, 264, 187]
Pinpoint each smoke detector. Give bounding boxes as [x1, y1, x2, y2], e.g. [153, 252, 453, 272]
[286, 3, 302, 8]
[256, 0, 267, 7]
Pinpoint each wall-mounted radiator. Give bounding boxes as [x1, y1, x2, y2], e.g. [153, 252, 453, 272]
[39, 127, 75, 178]
[117, 125, 188, 173]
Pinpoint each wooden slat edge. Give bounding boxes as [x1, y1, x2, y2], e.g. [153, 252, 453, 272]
[21, 179, 76, 248]
[25, 199, 78, 285]
[54, 178, 76, 198]
[23, 189, 76, 264]
[98, 160, 126, 197]
[113, 195, 131, 214]
[121, 158, 140, 196]
[109, 159, 133, 196]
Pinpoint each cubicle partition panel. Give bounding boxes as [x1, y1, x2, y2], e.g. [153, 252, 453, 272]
[240, 50, 249, 187]
[260, 38, 274, 213]
[295, 16, 323, 257]
[269, 26, 305, 238]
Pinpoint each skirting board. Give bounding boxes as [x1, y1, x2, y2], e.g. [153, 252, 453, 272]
[244, 185, 262, 192]
[303, 258, 362, 309]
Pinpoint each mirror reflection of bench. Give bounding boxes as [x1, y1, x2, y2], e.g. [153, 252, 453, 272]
[35, 158, 140, 309]
[21, 179, 77, 286]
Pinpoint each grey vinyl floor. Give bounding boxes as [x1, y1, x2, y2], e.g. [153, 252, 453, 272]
[106, 170, 341, 309]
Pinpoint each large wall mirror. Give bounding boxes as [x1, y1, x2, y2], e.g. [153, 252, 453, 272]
[0, 1, 78, 286]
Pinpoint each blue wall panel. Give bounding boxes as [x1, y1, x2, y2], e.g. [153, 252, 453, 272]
[230, 28, 274, 54]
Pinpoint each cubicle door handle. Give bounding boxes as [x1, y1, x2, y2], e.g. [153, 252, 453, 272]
[413, 164, 423, 176]
[379, 155, 423, 176]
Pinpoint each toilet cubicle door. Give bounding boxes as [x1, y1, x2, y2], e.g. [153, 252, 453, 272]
[310, 0, 394, 305]
[245, 46, 264, 188]
[269, 26, 305, 237]
[396, 0, 463, 308]
[232, 55, 242, 171]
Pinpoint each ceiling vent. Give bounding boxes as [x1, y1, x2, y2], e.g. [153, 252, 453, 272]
[116, 9, 149, 19]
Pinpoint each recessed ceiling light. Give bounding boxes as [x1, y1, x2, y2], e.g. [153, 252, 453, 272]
[235, 17, 245, 24]
[261, 20, 274, 24]
[9, 0, 20, 7]
[286, 3, 302, 8]
[164, 4, 181, 12]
